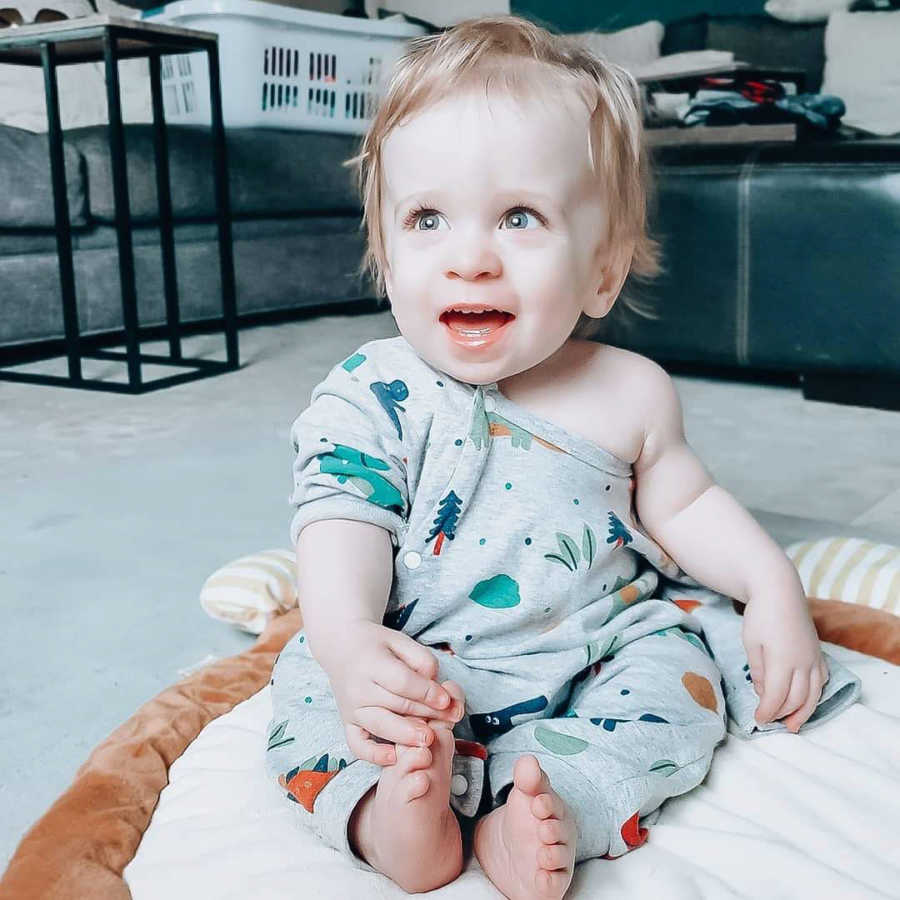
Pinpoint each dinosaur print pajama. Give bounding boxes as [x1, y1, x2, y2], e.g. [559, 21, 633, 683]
[266, 336, 861, 867]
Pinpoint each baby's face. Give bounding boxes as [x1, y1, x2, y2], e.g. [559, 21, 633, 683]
[380, 88, 610, 386]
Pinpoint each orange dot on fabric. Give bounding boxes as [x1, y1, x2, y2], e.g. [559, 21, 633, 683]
[682, 671, 718, 712]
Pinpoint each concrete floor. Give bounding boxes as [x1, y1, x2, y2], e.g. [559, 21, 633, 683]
[2, 309, 899, 869]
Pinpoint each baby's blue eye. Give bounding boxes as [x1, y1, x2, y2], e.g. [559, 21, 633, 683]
[415, 212, 445, 232]
[502, 208, 539, 230]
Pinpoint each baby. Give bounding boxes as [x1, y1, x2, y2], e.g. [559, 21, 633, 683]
[266, 15, 836, 900]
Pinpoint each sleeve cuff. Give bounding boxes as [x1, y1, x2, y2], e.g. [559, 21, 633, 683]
[290, 497, 409, 549]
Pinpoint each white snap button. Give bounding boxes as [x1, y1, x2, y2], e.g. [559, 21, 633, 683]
[403, 551, 422, 569]
[450, 774, 468, 796]
[483, 396, 496, 412]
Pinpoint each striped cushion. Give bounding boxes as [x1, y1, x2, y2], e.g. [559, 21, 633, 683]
[786, 537, 900, 614]
[199, 549, 298, 635]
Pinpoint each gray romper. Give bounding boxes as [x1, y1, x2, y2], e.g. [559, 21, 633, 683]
[266, 336, 861, 865]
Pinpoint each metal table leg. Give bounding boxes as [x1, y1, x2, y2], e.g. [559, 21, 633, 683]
[41, 41, 81, 384]
[149, 50, 182, 362]
[103, 29, 142, 390]
[206, 42, 239, 370]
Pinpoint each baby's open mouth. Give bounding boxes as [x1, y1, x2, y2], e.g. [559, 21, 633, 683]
[439, 308, 515, 336]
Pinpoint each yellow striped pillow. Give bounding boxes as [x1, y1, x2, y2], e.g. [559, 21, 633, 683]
[786, 537, 900, 614]
[199, 549, 297, 634]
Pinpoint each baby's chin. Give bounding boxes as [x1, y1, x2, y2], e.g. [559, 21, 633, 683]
[408, 341, 522, 387]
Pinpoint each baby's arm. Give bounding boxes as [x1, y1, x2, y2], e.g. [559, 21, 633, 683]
[297, 518, 462, 765]
[631, 360, 827, 731]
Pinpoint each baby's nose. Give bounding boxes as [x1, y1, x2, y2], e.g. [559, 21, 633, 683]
[445, 238, 502, 281]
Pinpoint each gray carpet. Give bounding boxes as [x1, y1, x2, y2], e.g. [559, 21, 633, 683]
[2, 309, 899, 869]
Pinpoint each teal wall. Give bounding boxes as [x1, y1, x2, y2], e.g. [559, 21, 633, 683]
[510, 1, 767, 31]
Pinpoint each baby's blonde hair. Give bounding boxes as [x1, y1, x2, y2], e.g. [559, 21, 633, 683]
[343, 14, 661, 333]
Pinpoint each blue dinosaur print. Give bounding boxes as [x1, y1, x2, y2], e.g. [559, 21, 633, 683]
[370, 379, 409, 440]
[470, 695, 548, 741]
[589, 713, 669, 732]
[317, 443, 403, 511]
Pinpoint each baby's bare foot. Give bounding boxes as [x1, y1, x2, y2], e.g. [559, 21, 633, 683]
[349, 718, 462, 893]
[474, 755, 577, 900]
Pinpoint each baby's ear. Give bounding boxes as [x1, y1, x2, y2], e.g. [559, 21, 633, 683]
[586, 241, 634, 319]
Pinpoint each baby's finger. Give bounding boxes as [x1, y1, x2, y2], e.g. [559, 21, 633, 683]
[345, 723, 396, 767]
[356, 707, 434, 749]
[376, 655, 450, 711]
[745, 642, 765, 695]
[370, 683, 458, 722]
[782, 669, 824, 734]
[771, 668, 809, 722]
[386, 631, 439, 682]
[755, 665, 792, 724]
[441, 680, 467, 722]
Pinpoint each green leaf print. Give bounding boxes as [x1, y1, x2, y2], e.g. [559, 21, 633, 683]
[544, 552, 574, 571]
[534, 726, 589, 756]
[556, 532, 580, 569]
[582, 523, 596, 569]
[268, 720, 295, 751]
[649, 759, 680, 777]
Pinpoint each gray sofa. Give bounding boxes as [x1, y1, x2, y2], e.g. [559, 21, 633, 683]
[0, 123, 378, 355]
[2, 13, 899, 410]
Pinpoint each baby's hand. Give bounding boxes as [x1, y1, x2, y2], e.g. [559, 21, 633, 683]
[317, 619, 465, 766]
[741, 592, 828, 733]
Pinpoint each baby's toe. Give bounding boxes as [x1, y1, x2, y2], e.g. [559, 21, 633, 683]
[538, 818, 565, 845]
[535, 867, 571, 899]
[532, 790, 566, 820]
[395, 744, 432, 774]
[538, 843, 571, 872]
[400, 768, 432, 802]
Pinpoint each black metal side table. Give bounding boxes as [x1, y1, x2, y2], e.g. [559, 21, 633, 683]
[0, 15, 239, 392]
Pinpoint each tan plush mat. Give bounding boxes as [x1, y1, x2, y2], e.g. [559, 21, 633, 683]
[2, 601, 899, 900]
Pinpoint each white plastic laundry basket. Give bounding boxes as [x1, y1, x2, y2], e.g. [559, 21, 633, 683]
[141, 0, 426, 132]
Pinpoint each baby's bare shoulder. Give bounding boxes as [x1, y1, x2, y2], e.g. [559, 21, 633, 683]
[582, 342, 672, 401]
[575, 343, 679, 461]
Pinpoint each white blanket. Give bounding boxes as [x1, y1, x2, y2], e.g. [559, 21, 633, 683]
[125, 643, 900, 899]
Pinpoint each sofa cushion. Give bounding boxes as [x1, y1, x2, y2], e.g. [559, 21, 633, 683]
[0, 126, 88, 228]
[66, 125, 363, 224]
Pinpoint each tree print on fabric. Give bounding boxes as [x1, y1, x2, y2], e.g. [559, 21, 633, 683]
[544, 523, 597, 572]
[317, 443, 404, 512]
[278, 752, 348, 813]
[370, 379, 409, 440]
[383, 598, 418, 631]
[425, 491, 462, 555]
[606, 512, 633, 548]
